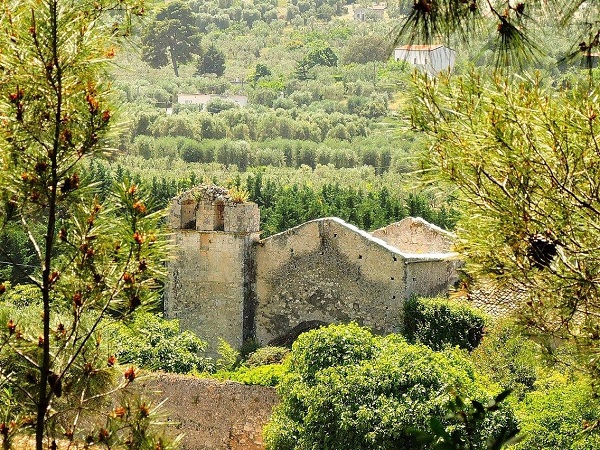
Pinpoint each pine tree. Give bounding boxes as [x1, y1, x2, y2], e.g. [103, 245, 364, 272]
[0, 0, 174, 448]
[196, 44, 226, 77]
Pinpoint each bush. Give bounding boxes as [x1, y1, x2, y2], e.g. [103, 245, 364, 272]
[108, 312, 213, 374]
[471, 320, 540, 399]
[246, 346, 289, 367]
[287, 322, 375, 382]
[403, 296, 487, 351]
[265, 324, 516, 450]
[515, 375, 600, 449]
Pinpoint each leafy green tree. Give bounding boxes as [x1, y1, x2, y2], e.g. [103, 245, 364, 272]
[142, 1, 201, 77]
[411, 70, 600, 385]
[196, 44, 226, 77]
[250, 63, 272, 85]
[341, 35, 389, 65]
[264, 324, 517, 450]
[0, 0, 172, 448]
[242, 8, 261, 28]
[296, 45, 338, 80]
[108, 312, 213, 374]
[515, 376, 600, 449]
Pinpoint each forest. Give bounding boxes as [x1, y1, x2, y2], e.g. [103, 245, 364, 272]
[1, 0, 600, 449]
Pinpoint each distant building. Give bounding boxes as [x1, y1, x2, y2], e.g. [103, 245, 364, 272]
[354, 3, 386, 21]
[177, 93, 248, 108]
[394, 44, 456, 76]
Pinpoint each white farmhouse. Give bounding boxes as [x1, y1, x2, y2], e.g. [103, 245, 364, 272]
[394, 44, 456, 76]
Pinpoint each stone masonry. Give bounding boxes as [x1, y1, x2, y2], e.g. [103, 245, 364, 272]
[164, 185, 460, 352]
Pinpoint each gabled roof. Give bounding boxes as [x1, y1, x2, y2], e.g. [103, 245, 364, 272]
[395, 44, 447, 51]
[262, 217, 457, 261]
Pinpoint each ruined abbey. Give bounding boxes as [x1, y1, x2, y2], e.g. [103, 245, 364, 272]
[164, 185, 460, 352]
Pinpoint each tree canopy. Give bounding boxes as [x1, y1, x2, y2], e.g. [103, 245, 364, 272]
[141, 1, 201, 77]
[398, 0, 600, 387]
[196, 44, 226, 77]
[0, 0, 171, 448]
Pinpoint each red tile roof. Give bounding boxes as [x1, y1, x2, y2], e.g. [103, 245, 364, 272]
[395, 44, 445, 51]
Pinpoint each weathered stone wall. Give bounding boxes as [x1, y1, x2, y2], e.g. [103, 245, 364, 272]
[372, 217, 454, 253]
[405, 257, 461, 297]
[164, 230, 259, 354]
[141, 374, 278, 450]
[165, 186, 460, 352]
[255, 218, 457, 344]
[164, 186, 260, 354]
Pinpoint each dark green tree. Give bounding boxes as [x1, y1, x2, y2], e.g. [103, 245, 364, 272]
[196, 44, 226, 77]
[251, 63, 272, 85]
[341, 35, 389, 65]
[141, 1, 201, 77]
[295, 45, 338, 80]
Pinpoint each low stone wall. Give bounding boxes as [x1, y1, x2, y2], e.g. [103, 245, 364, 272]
[140, 374, 278, 450]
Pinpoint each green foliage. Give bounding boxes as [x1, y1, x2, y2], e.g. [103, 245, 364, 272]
[196, 44, 226, 77]
[0, 0, 175, 446]
[403, 297, 488, 351]
[424, 390, 520, 450]
[83, 159, 460, 236]
[0, 283, 41, 307]
[245, 346, 290, 367]
[285, 322, 375, 381]
[296, 45, 338, 80]
[250, 63, 272, 84]
[265, 324, 517, 450]
[108, 312, 212, 374]
[141, 1, 201, 77]
[411, 70, 600, 382]
[216, 338, 240, 371]
[341, 35, 389, 65]
[215, 364, 286, 386]
[515, 375, 600, 449]
[0, 223, 37, 285]
[470, 320, 540, 400]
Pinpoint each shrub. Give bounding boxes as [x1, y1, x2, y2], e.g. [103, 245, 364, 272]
[515, 375, 600, 449]
[265, 324, 516, 450]
[471, 320, 540, 399]
[403, 296, 487, 351]
[108, 312, 213, 374]
[246, 346, 290, 367]
[287, 322, 376, 382]
[216, 364, 285, 386]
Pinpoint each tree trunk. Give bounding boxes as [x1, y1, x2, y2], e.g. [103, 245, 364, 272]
[37, 2, 60, 448]
[170, 47, 179, 77]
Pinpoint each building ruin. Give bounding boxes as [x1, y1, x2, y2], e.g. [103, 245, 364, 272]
[165, 185, 460, 352]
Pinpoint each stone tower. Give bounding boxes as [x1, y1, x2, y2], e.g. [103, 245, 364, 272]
[164, 185, 260, 353]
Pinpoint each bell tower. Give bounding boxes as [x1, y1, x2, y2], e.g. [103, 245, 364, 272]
[164, 185, 260, 354]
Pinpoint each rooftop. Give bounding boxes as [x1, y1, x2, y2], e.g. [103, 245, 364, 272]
[395, 44, 446, 51]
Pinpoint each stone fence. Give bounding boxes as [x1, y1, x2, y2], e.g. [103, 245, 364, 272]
[140, 374, 278, 450]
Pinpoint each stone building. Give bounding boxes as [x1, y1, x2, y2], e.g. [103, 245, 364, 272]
[165, 186, 460, 352]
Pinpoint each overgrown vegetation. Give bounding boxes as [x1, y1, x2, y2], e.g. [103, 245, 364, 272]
[403, 296, 487, 351]
[265, 323, 517, 450]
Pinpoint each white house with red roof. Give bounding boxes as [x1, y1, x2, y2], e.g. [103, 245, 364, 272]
[394, 44, 456, 76]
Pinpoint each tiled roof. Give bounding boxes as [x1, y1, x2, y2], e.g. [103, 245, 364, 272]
[395, 44, 445, 51]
